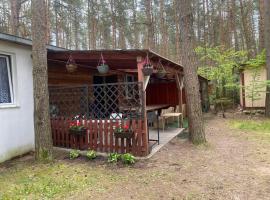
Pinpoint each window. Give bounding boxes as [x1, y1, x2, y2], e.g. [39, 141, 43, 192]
[125, 75, 135, 99]
[0, 55, 13, 104]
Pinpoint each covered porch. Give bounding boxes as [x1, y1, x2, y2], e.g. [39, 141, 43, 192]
[47, 49, 186, 156]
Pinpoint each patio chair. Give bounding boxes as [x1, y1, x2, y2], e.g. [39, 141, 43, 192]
[160, 106, 183, 131]
[147, 111, 156, 128]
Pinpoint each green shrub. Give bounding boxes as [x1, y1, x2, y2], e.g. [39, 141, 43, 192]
[215, 98, 233, 108]
[69, 150, 80, 160]
[108, 153, 121, 163]
[121, 153, 135, 165]
[86, 150, 97, 160]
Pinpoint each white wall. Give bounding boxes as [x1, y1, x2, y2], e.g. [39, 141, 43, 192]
[244, 67, 267, 108]
[0, 41, 34, 162]
[240, 73, 243, 107]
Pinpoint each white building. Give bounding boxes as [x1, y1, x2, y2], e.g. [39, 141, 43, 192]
[0, 33, 63, 162]
[240, 65, 267, 109]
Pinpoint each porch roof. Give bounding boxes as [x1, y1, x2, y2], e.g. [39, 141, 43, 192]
[47, 49, 184, 74]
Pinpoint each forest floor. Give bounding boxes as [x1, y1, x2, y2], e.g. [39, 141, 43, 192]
[1, 112, 270, 200]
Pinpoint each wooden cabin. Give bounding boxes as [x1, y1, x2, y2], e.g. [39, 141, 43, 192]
[47, 49, 209, 156]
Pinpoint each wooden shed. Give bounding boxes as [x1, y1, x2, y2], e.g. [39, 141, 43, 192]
[47, 49, 208, 156]
[240, 65, 267, 109]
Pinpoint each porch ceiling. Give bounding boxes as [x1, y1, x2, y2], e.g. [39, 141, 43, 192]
[47, 49, 184, 73]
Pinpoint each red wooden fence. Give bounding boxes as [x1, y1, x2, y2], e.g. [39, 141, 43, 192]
[51, 118, 147, 156]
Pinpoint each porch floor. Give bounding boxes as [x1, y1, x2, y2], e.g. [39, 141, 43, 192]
[148, 127, 185, 158]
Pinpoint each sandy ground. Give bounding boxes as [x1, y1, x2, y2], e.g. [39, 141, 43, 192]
[70, 113, 270, 200]
[1, 113, 270, 200]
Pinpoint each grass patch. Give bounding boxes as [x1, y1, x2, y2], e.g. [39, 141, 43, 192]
[0, 161, 122, 199]
[230, 119, 270, 143]
[230, 120, 270, 133]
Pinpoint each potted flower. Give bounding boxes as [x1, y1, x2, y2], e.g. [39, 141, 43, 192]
[69, 121, 87, 135]
[156, 68, 166, 78]
[97, 53, 109, 74]
[66, 55, 77, 73]
[142, 63, 153, 76]
[114, 124, 134, 139]
[97, 63, 109, 74]
[155, 60, 166, 78]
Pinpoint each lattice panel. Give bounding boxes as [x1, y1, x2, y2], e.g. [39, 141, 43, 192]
[49, 82, 144, 120]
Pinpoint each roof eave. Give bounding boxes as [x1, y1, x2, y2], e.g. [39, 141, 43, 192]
[0, 32, 65, 51]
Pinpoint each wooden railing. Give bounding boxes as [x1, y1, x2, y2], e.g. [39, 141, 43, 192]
[51, 118, 147, 156]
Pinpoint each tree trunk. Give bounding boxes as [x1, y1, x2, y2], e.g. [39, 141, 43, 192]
[259, 0, 265, 52]
[179, 0, 206, 144]
[87, 0, 91, 49]
[10, 0, 21, 35]
[73, 9, 79, 50]
[173, 0, 181, 62]
[45, 0, 51, 44]
[90, 0, 97, 49]
[264, 0, 270, 117]
[109, 0, 116, 49]
[196, 0, 201, 44]
[146, 0, 154, 49]
[54, 1, 59, 47]
[230, 0, 239, 51]
[205, 0, 212, 45]
[117, 1, 127, 49]
[202, 0, 207, 47]
[159, 0, 168, 56]
[132, 0, 139, 48]
[32, 0, 53, 161]
[219, 2, 228, 47]
[239, 0, 257, 58]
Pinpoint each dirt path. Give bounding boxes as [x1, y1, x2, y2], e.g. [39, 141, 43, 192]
[70, 114, 270, 200]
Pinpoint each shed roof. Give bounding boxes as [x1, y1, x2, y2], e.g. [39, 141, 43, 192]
[0, 32, 65, 51]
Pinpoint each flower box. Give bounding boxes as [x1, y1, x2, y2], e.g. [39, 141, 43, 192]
[69, 128, 87, 136]
[114, 130, 134, 139]
[69, 121, 87, 136]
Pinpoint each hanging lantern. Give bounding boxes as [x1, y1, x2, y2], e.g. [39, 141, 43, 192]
[66, 54, 77, 73]
[97, 53, 109, 74]
[155, 60, 167, 78]
[142, 53, 153, 76]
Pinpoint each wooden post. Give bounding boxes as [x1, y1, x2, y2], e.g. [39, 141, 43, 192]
[176, 73, 184, 127]
[137, 56, 149, 156]
[175, 73, 183, 113]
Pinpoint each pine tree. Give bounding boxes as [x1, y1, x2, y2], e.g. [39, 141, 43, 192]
[179, 0, 206, 144]
[264, 0, 270, 117]
[32, 0, 53, 161]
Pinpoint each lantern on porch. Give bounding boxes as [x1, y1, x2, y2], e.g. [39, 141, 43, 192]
[142, 53, 153, 76]
[97, 53, 109, 74]
[155, 60, 166, 78]
[66, 54, 77, 73]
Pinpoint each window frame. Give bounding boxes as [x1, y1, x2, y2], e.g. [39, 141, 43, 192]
[0, 52, 17, 108]
[125, 74, 135, 99]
